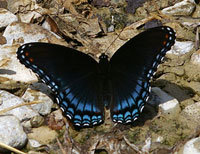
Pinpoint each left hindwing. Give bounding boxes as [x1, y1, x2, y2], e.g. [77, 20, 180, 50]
[109, 26, 176, 124]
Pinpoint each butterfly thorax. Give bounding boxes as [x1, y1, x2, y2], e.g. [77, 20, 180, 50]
[99, 53, 112, 107]
[99, 53, 109, 76]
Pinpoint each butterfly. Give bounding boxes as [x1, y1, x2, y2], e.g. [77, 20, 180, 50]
[17, 26, 176, 128]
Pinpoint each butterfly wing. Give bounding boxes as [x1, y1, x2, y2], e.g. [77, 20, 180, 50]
[109, 26, 176, 123]
[17, 43, 104, 127]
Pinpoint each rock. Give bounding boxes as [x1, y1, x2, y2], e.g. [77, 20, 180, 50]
[0, 115, 27, 152]
[27, 126, 58, 145]
[181, 102, 200, 123]
[48, 109, 65, 130]
[161, 0, 196, 16]
[149, 87, 181, 117]
[191, 49, 200, 65]
[182, 137, 200, 154]
[167, 41, 194, 55]
[0, 90, 39, 121]
[0, 44, 38, 82]
[22, 83, 54, 116]
[3, 22, 67, 46]
[30, 115, 44, 128]
[0, 8, 18, 29]
[28, 139, 42, 149]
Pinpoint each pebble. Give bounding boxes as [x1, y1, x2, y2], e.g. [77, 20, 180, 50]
[22, 83, 54, 116]
[167, 41, 194, 55]
[182, 137, 200, 154]
[0, 90, 39, 121]
[149, 87, 181, 117]
[0, 115, 27, 152]
[0, 8, 18, 29]
[161, 0, 196, 16]
[3, 22, 68, 45]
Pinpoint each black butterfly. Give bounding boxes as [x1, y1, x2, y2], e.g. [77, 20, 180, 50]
[17, 26, 176, 128]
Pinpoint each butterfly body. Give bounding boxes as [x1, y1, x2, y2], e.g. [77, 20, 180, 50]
[17, 26, 176, 128]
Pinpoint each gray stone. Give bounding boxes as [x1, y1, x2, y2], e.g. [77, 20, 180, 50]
[167, 41, 194, 55]
[0, 8, 18, 28]
[22, 83, 54, 116]
[183, 137, 200, 154]
[0, 90, 39, 121]
[0, 115, 27, 152]
[161, 0, 196, 16]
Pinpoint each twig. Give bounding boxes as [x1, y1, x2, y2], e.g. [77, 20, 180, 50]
[0, 142, 26, 154]
[56, 137, 67, 154]
[0, 101, 41, 115]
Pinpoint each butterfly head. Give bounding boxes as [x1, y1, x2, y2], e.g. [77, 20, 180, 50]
[99, 53, 108, 60]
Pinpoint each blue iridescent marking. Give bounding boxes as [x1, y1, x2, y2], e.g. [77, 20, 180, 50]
[115, 103, 121, 111]
[97, 115, 102, 120]
[135, 84, 142, 94]
[144, 82, 149, 89]
[124, 111, 131, 119]
[61, 100, 68, 108]
[127, 97, 135, 106]
[142, 91, 147, 98]
[67, 107, 74, 114]
[91, 116, 98, 122]
[118, 114, 123, 121]
[132, 109, 138, 116]
[83, 115, 90, 123]
[113, 114, 117, 119]
[64, 88, 70, 95]
[74, 119, 81, 124]
[66, 92, 74, 101]
[39, 69, 44, 74]
[45, 75, 50, 81]
[121, 99, 128, 110]
[74, 114, 81, 120]
[84, 103, 92, 112]
[59, 92, 64, 99]
[137, 99, 143, 108]
[132, 91, 138, 100]
[71, 97, 79, 107]
[76, 101, 84, 112]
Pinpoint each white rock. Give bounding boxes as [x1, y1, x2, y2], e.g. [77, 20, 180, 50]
[0, 8, 18, 29]
[0, 44, 38, 82]
[161, 0, 195, 16]
[191, 50, 200, 65]
[0, 115, 27, 152]
[22, 83, 54, 116]
[156, 136, 164, 143]
[3, 22, 67, 45]
[183, 137, 200, 154]
[0, 90, 39, 121]
[28, 139, 42, 148]
[149, 87, 180, 116]
[167, 41, 194, 55]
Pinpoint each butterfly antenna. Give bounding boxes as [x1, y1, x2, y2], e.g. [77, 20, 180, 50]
[104, 26, 125, 56]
